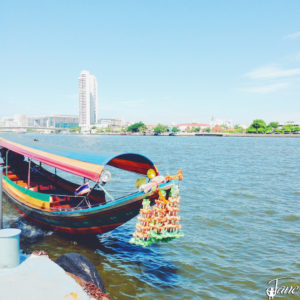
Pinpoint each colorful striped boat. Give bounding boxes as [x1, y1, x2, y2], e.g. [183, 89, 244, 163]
[0, 136, 182, 235]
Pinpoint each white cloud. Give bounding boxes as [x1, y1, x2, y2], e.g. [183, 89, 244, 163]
[240, 82, 289, 94]
[284, 31, 300, 40]
[245, 66, 300, 79]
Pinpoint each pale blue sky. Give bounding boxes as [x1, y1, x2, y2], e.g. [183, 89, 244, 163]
[1, 0, 300, 125]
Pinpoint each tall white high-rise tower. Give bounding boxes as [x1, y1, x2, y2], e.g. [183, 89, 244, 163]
[78, 70, 98, 130]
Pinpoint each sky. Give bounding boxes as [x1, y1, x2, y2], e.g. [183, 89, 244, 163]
[1, 0, 300, 125]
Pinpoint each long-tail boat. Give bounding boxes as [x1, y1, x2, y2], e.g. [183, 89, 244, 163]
[0, 136, 182, 235]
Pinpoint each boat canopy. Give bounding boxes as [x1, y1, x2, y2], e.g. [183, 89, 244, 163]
[0, 136, 157, 182]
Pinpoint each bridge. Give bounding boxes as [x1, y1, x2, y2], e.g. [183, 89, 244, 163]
[0, 127, 56, 132]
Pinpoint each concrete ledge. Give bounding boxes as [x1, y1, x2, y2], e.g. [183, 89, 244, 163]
[0, 254, 95, 300]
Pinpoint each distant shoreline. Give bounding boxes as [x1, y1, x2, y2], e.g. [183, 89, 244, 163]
[88, 132, 300, 138]
[2, 131, 300, 138]
[222, 133, 300, 138]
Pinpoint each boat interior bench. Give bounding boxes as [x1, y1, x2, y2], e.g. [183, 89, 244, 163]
[2, 158, 107, 210]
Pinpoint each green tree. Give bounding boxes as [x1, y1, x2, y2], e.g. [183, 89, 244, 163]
[265, 126, 273, 133]
[234, 125, 244, 133]
[275, 128, 282, 134]
[127, 122, 147, 133]
[294, 126, 300, 132]
[251, 119, 266, 130]
[246, 126, 257, 133]
[247, 119, 267, 134]
[257, 127, 265, 134]
[268, 122, 279, 129]
[172, 127, 180, 133]
[154, 124, 168, 134]
[282, 124, 293, 133]
[70, 126, 80, 133]
[26, 128, 37, 133]
[192, 127, 201, 132]
[205, 127, 211, 133]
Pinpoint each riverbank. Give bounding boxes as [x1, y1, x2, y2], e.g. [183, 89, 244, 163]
[2, 130, 300, 138]
[89, 132, 300, 138]
[223, 133, 300, 138]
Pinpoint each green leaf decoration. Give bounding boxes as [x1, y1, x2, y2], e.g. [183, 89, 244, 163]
[170, 185, 179, 197]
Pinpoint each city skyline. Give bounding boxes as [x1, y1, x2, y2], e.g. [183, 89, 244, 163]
[1, 1, 300, 124]
[1, 112, 299, 130]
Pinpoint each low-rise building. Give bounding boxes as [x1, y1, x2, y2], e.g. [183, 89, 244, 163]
[0, 114, 78, 129]
[49, 115, 79, 128]
[13, 114, 28, 127]
[177, 123, 210, 132]
[0, 117, 17, 127]
[98, 118, 123, 127]
[211, 125, 225, 132]
[27, 116, 49, 127]
[210, 116, 233, 129]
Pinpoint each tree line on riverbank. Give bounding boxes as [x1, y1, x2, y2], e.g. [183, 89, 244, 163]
[126, 122, 180, 134]
[126, 120, 300, 135]
[246, 120, 300, 134]
[126, 122, 213, 134]
[63, 120, 300, 135]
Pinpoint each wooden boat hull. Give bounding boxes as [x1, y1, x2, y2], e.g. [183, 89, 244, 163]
[2, 175, 176, 235]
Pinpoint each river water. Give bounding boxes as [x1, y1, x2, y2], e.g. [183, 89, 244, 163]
[2, 134, 300, 299]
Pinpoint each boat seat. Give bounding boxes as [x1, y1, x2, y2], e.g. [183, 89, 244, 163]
[50, 199, 74, 209]
[50, 195, 90, 209]
[7, 174, 19, 180]
[16, 181, 28, 188]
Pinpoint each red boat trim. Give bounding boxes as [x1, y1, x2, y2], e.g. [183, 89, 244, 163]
[0, 137, 103, 181]
[0, 137, 158, 180]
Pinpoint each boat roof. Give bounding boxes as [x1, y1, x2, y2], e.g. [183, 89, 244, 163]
[0, 135, 157, 182]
